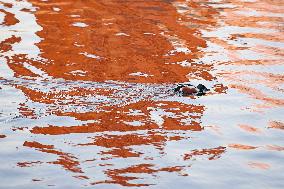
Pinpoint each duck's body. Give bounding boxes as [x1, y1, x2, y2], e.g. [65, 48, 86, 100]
[174, 83, 209, 96]
[181, 86, 198, 96]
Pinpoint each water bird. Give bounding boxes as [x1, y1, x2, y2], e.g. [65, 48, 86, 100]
[174, 83, 209, 96]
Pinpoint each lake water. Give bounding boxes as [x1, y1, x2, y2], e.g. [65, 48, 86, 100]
[0, 0, 283, 188]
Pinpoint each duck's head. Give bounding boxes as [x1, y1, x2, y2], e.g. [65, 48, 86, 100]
[196, 84, 209, 95]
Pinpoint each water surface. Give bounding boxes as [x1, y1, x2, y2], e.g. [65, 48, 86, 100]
[0, 0, 283, 188]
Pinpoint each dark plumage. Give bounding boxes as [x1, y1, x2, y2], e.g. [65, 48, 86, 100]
[174, 83, 209, 96]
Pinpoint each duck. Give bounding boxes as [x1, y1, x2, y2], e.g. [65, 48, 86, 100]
[174, 83, 209, 96]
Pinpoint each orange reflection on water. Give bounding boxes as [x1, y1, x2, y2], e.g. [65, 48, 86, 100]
[248, 161, 270, 170]
[268, 121, 284, 130]
[266, 145, 284, 152]
[230, 84, 284, 107]
[92, 164, 184, 187]
[30, 101, 204, 135]
[22, 0, 212, 83]
[17, 161, 42, 168]
[0, 36, 21, 54]
[239, 124, 261, 134]
[0, 0, 283, 188]
[184, 146, 226, 161]
[0, 8, 18, 26]
[23, 141, 83, 173]
[0, 134, 6, 138]
[228, 144, 258, 150]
